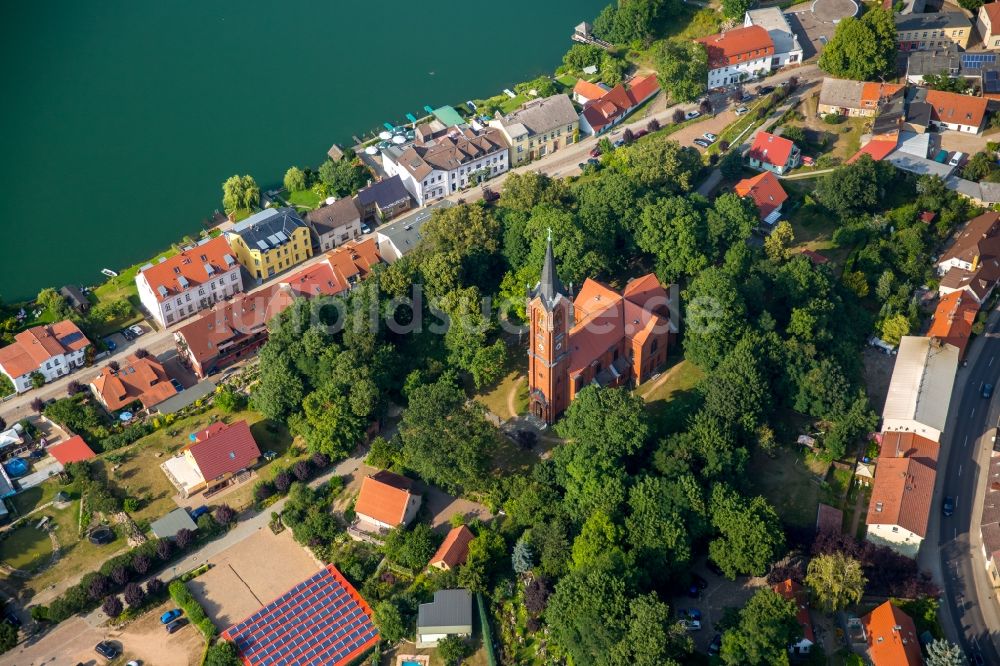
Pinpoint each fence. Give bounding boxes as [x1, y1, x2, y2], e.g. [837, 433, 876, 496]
[477, 592, 498, 666]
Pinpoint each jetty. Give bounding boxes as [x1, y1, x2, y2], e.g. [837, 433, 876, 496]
[571, 21, 613, 50]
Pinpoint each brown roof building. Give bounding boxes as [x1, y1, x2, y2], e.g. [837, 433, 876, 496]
[866, 455, 937, 558]
[429, 525, 475, 571]
[89, 353, 177, 412]
[927, 290, 979, 358]
[162, 420, 261, 497]
[305, 198, 362, 252]
[354, 471, 421, 533]
[937, 212, 1000, 303]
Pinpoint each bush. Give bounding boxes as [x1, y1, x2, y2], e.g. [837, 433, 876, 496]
[274, 471, 292, 493]
[671, 108, 685, 124]
[88, 573, 110, 600]
[169, 580, 217, 640]
[131, 553, 151, 575]
[156, 538, 172, 561]
[102, 595, 123, 618]
[204, 640, 242, 666]
[823, 113, 844, 125]
[214, 385, 247, 413]
[123, 582, 145, 608]
[647, 118, 660, 132]
[254, 480, 276, 503]
[146, 577, 165, 597]
[175, 528, 193, 550]
[123, 497, 141, 513]
[99, 422, 153, 451]
[214, 504, 236, 526]
[310, 452, 329, 469]
[109, 565, 129, 586]
[29, 605, 48, 622]
[292, 460, 311, 481]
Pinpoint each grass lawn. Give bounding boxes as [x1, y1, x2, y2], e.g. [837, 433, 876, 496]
[500, 94, 530, 114]
[286, 188, 323, 211]
[0, 523, 54, 571]
[640, 358, 705, 435]
[750, 447, 833, 529]
[9, 480, 61, 517]
[231, 208, 253, 222]
[473, 352, 528, 419]
[555, 74, 578, 90]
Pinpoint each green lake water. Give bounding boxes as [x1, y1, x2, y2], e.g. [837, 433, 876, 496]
[0, 0, 605, 300]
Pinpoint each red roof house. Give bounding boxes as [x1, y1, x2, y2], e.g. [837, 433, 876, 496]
[572, 79, 609, 105]
[847, 140, 898, 164]
[696, 25, 774, 70]
[429, 525, 475, 570]
[89, 353, 177, 412]
[354, 471, 421, 533]
[748, 131, 800, 174]
[771, 579, 815, 654]
[184, 420, 260, 485]
[862, 601, 923, 666]
[734, 171, 788, 220]
[579, 75, 661, 135]
[47, 435, 96, 465]
[927, 290, 979, 359]
[0, 320, 90, 394]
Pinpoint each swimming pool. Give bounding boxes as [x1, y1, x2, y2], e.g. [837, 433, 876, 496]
[4, 458, 29, 478]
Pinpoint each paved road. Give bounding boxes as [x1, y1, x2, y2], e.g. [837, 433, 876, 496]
[924, 308, 1000, 664]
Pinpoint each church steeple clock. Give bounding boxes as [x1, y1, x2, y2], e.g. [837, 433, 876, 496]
[527, 231, 572, 424]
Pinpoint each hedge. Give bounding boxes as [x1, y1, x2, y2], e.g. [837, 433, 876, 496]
[169, 579, 217, 640]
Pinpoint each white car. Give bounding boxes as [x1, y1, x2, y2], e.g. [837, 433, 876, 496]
[702, 133, 718, 142]
[735, 106, 750, 116]
[680, 619, 702, 631]
[684, 110, 701, 120]
[949, 151, 966, 167]
[128, 325, 145, 337]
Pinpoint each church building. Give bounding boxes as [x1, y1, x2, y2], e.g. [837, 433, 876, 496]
[527, 237, 678, 424]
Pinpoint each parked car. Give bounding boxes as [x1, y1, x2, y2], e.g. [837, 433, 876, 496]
[103, 338, 117, 352]
[702, 132, 718, 142]
[586, 158, 600, 166]
[161, 609, 183, 624]
[121, 328, 135, 341]
[170, 378, 184, 392]
[88, 526, 115, 545]
[613, 138, 626, 148]
[942, 496, 955, 517]
[360, 222, 372, 234]
[759, 85, 775, 95]
[741, 91, 754, 101]
[589, 147, 602, 158]
[684, 110, 701, 120]
[735, 105, 750, 116]
[949, 151, 966, 167]
[693, 138, 710, 148]
[4, 611, 21, 628]
[165, 618, 188, 634]
[129, 324, 145, 337]
[709, 634, 723, 654]
[984, 383, 994, 399]
[680, 619, 702, 631]
[95, 641, 120, 660]
[189, 506, 210, 520]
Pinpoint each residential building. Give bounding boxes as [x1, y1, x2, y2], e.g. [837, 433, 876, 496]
[374, 200, 452, 262]
[896, 11, 972, 51]
[904, 49, 961, 84]
[59, 285, 89, 313]
[0, 321, 90, 394]
[577, 74, 660, 135]
[381, 125, 509, 206]
[744, 8, 803, 68]
[866, 454, 936, 557]
[136, 235, 243, 328]
[89, 353, 177, 413]
[734, 171, 788, 224]
[221, 564, 379, 666]
[489, 94, 579, 165]
[927, 290, 979, 358]
[353, 470, 421, 533]
[817, 78, 906, 117]
[978, 2, 1000, 49]
[527, 238, 678, 424]
[149, 507, 198, 539]
[980, 447, 1000, 586]
[355, 175, 412, 224]
[770, 579, 814, 654]
[161, 420, 261, 497]
[429, 525, 475, 571]
[416, 589, 473, 648]
[881, 336, 959, 443]
[696, 25, 774, 89]
[936, 211, 1000, 303]
[224, 207, 313, 282]
[860, 601, 923, 666]
[175, 239, 381, 377]
[946, 175, 1000, 206]
[47, 435, 96, 465]
[918, 88, 988, 134]
[572, 79, 609, 105]
[747, 131, 800, 175]
[304, 198, 362, 252]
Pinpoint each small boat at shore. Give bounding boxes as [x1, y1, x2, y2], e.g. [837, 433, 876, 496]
[101, 268, 118, 278]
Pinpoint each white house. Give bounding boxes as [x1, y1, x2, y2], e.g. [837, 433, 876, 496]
[0, 321, 90, 394]
[353, 471, 421, 534]
[881, 336, 959, 443]
[696, 25, 775, 89]
[416, 589, 473, 648]
[136, 235, 244, 328]
[381, 125, 509, 206]
[744, 8, 803, 68]
[978, 2, 1000, 49]
[866, 455, 936, 558]
[919, 89, 988, 135]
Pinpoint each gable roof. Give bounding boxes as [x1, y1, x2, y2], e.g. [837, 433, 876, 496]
[90, 353, 177, 411]
[184, 420, 260, 481]
[430, 525, 475, 569]
[227, 208, 308, 253]
[924, 89, 989, 128]
[495, 94, 578, 137]
[878, 431, 940, 469]
[749, 131, 795, 168]
[149, 507, 198, 539]
[862, 601, 923, 666]
[866, 456, 936, 537]
[984, 1, 1000, 33]
[573, 79, 608, 101]
[697, 25, 774, 69]
[355, 470, 415, 527]
[882, 336, 959, 437]
[734, 171, 788, 219]
[939, 211, 1000, 265]
[770, 579, 814, 645]
[356, 175, 411, 209]
[928, 290, 979, 358]
[0, 320, 90, 379]
[138, 236, 238, 302]
[305, 198, 361, 236]
[847, 140, 898, 164]
[386, 127, 507, 181]
[47, 435, 96, 465]
[816, 503, 843, 534]
[580, 76, 660, 134]
[417, 589, 473, 632]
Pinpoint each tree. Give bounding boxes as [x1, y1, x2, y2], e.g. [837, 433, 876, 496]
[37, 287, 69, 320]
[214, 385, 247, 413]
[373, 600, 407, 643]
[204, 640, 242, 666]
[879, 313, 910, 346]
[0, 620, 15, 652]
[123, 582, 145, 608]
[283, 166, 307, 192]
[382, 524, 439, 570]
[622, 134, 702, 192]
[563, 43, 603, 71]
[512, 537, 534, 575]
[610, 593, 692, 666]
[214, 504, 236, 526]
[842, 270, 869, 298]
[653, 40, 708, 102]
[146, 577, 165, 596]
[963, 151, 996, 181]
[720, 588, 801, 666]
[131, 553, 151, 575]
[437, 635, 472, 665]
[291, 382, 366, 458]
[764, 221, 795, 262]
[719, 149, 743, 181]
[221, 175, 259, 213]
[30, 372, 45, 389]
[636, 196, 710, 280]
[546, 568, 629, 664]
[318, 158, 368, 198]
[459, 529, 507, 593]
[926, 638, 965, 666]
[815, 156, 895, 218]
[723, 0, 753, 18]
[101, 595, 123, 618]
[804, 552, 866, 612]
[709, 484, 785, 578]
[818, 8, 897, 81]
[592, 0, 669, 45]
[174, 528, 193, 550]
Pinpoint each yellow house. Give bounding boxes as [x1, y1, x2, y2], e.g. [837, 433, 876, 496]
[896, 11, 972, 52]
[488, 94, 580, 166]
[224, 207, 313, 281]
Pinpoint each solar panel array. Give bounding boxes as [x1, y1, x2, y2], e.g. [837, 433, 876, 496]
[222, 565, 379, 666]
[985, 70, 1000, 94]
[961, 53, 998, 69]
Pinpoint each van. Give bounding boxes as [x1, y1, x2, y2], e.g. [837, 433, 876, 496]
[165, 618, 188, 634]
[949, 151, 966, 167]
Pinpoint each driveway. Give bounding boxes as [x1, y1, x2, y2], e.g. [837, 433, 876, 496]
[117, 599, 203, 666]
[5, 616, 103, 666]
[939, 130, 990, 156]
[671, 110, 737, 153]
[671, 563, 767, 651]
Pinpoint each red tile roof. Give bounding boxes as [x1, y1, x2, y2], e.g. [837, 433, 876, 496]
[866, 456, 936, 538]
[878, 432, 940, 469]
[697, 25, 774, 69]
[734, 171, 788, 219]
[0, 321, 89, 378]
[928, 290, 979, 358]
[355, 471, 416, 527]
[183, 420, 260, 481]
[580, 76, 661, 134]
[847, 140, 897, 164]
[925, 89, 988, 129]
[748, 132, 795, 168]
[89, 353, 176, 411]
[799, 249, 830, 265]
[862, 601, 923, 666]
[984, 2, 1000, 35]
[47, 435, 96, 465]
[573, 79, 607, 101]
[429, 525, 475, 569]
[771, 579, 815, 645]
[626, 74, 660, 106]
[920, 211, 937, 224]
[138, 236, 237, 303]
[861, 82, 905, 106]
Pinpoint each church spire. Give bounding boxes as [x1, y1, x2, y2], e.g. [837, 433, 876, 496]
[537, 228, 565, 309]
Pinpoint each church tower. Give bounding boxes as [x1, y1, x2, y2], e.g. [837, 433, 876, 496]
[527, 233, 572, 424]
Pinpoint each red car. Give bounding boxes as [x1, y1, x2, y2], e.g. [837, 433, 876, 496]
[634, 129, 649, 139]
[589, 147, 602, 157]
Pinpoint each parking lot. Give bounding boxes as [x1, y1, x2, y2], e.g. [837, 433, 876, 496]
[671, 109, 738, 153]
[671, 561, 767, 652]
[101, 321, 151, 355]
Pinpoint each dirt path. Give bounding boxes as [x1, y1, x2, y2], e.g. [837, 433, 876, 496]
[847, 485, 867, 538]
[505, 377, 525, 419]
